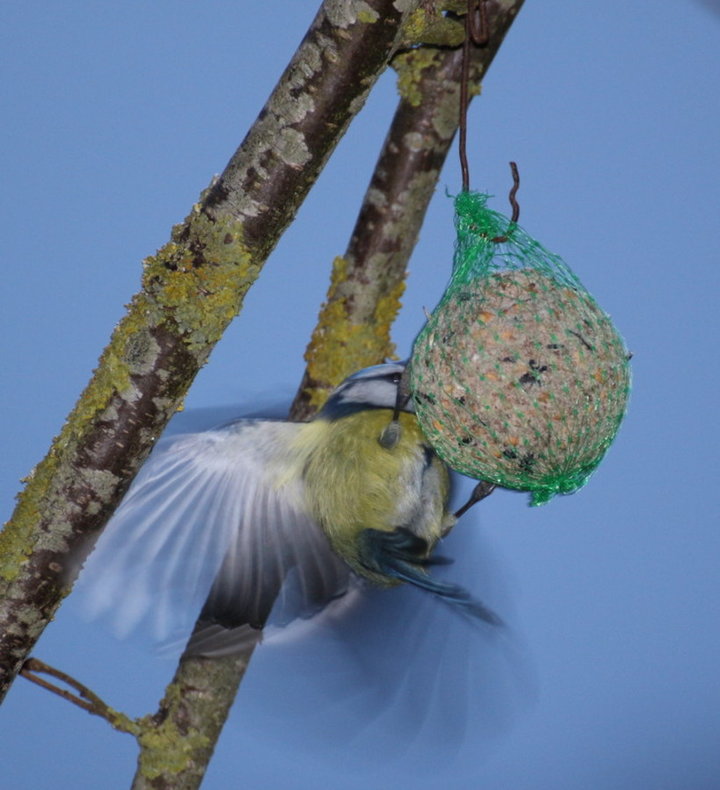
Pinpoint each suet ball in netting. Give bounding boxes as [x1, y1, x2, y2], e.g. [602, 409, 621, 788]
[409, 191, 631, 505]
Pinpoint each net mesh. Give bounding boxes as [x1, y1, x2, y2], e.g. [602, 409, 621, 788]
[410, 191, 631, 505]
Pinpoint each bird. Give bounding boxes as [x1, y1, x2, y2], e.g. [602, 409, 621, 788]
[79, 361, 499, 656]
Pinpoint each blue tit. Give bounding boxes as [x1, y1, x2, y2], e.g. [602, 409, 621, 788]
[79, 362, 498, 655]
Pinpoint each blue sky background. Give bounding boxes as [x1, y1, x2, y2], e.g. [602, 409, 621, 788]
[2, 2, 720, 788]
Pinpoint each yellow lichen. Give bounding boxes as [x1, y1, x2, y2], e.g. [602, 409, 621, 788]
[0, 461, 51, 580]
[142, 212, 256, 353]
[0, 310, 143, 581]
[137, 717, 210, 779]
[400, 7, 465, 48]
[393, 48, 443, 107]
[357, 5, 380, 24]
[301, 257, 404, 411]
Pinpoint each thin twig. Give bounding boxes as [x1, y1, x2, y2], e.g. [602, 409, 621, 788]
[21, 657, 140, 735]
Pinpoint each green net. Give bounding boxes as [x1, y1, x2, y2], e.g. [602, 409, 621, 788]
[409, 191, 631, 505]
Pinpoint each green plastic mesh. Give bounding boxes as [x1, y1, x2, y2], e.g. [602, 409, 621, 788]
[409, 191, 631, 505]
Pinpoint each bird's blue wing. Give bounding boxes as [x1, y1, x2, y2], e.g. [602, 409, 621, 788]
[75, 419, 352, 653]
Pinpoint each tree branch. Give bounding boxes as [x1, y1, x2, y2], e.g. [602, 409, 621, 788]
[292, 0, 524, 418]
[0, 0, 422, 703]
[132, 652, 254, 790]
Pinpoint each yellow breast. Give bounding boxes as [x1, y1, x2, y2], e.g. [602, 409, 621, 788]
[295, 410, 451, 581]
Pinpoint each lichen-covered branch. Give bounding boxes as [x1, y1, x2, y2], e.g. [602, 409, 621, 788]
[0, 0, 422, 703]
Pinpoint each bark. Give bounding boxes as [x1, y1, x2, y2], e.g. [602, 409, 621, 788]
[0, 0, 421, 703]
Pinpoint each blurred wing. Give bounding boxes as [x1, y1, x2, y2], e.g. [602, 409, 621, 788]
[77, 419, 352, 652]
[232, 520, 534, 768]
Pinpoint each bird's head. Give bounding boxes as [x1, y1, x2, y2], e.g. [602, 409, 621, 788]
[318, 362, 413, 420]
